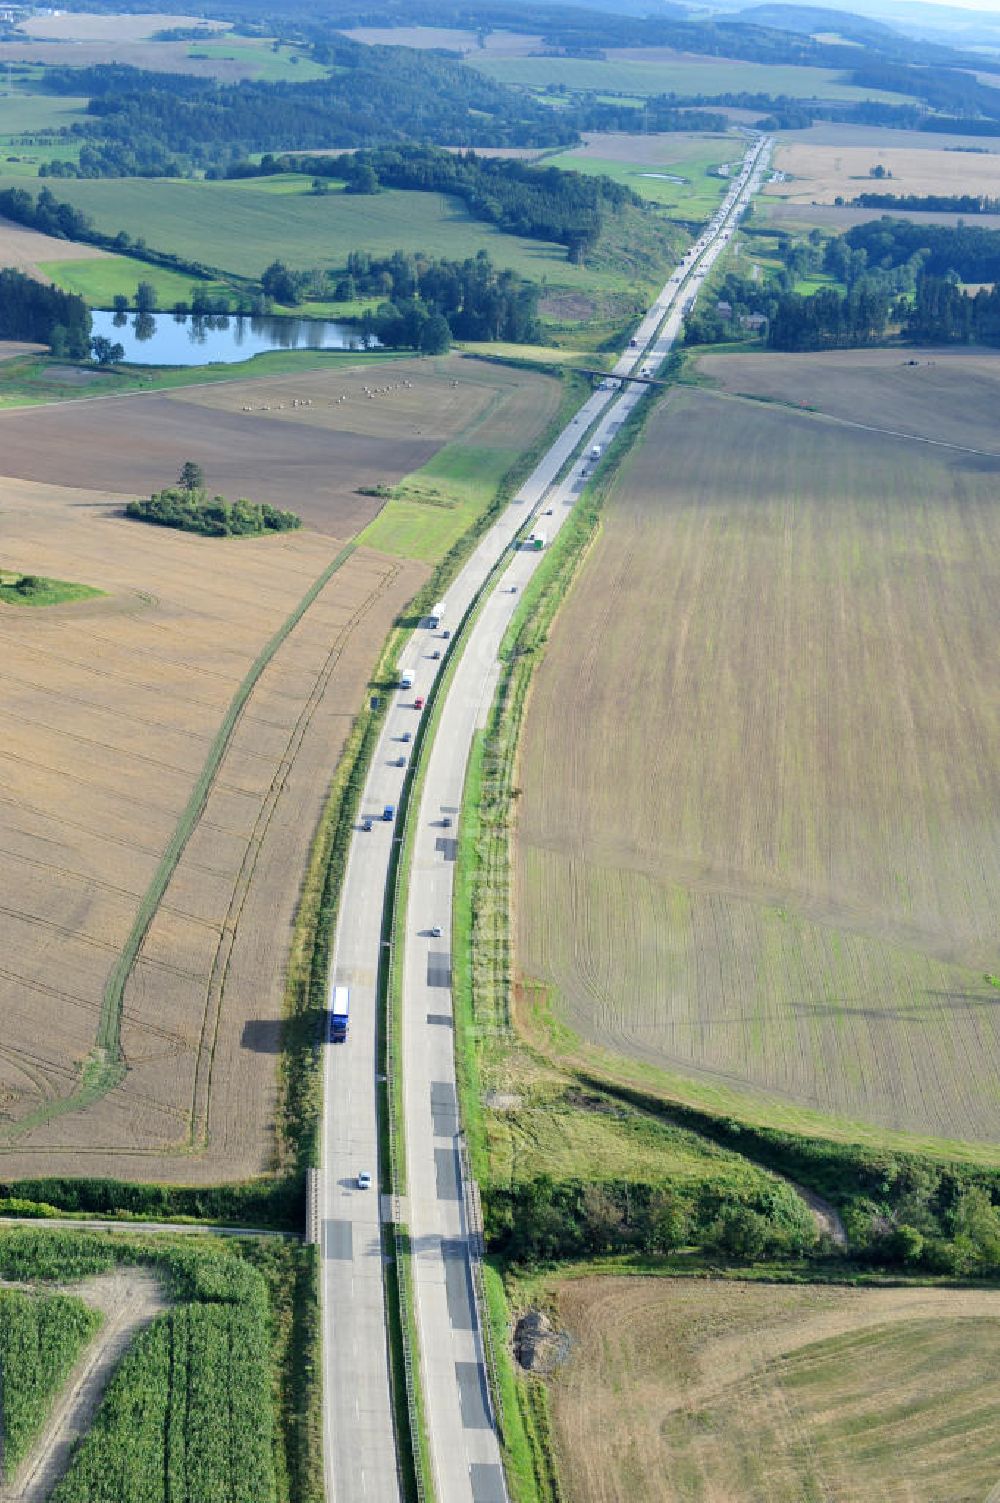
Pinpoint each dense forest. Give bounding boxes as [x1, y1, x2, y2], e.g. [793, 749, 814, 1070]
[38, 41, 578, 176]
[906, 274, 1000, 344]
[347, 249, 540, 346]
[234, 145, 639, 262]
[766, 283, 891, 349]
[0, 268, 91, 358]
[842, 216, 1000, 282]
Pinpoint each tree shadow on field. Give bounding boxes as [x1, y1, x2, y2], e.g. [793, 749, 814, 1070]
[241, 1019, 284, 1052]
[791, 989, 1000, 1023]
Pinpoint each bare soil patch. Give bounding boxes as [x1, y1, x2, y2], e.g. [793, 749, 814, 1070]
[517, 371, 1000, 1143]
[763, 200, 1000, 231]
[548, 1276, 1000, 1503]
[341, 25, 542, 54]
[0, 41, 266, 82]
[0, 470, 424, 1181]
[0, 218, 107, 277]
[0, 342, 45, 363]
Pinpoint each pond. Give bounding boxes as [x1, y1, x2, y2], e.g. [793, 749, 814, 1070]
[90, 309, 374, 367]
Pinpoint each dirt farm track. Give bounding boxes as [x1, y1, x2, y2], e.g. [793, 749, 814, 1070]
[0, 354, 550, 1180]
[517, 349, 1000, 1146]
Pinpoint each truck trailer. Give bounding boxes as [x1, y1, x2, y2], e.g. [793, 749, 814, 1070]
[329, 985, 350, 1042]
[590, 443, 603, 460]
[427, 601, 446, 629]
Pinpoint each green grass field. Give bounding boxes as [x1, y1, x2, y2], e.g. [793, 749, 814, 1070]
[0, 174, 602, 285]
[0, 569, 104, 607]
[550, 144, 735, 218]
[468, 53, 916, 104]
[0, 91, 90, 136]
[40, 255, 233, 307]
[359, 364, 563, 560]
[184, 40, 327, 81]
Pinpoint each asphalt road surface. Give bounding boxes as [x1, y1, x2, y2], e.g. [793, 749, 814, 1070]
[321, 134, 772, 1503]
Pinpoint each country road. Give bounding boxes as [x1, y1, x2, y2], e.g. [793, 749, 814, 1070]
[320, 133, 772, 1503]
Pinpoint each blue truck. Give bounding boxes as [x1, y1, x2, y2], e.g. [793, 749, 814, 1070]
[330, 985, 350, 1042]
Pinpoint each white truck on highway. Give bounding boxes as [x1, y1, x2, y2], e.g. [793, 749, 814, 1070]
[590, 443, 603, 460]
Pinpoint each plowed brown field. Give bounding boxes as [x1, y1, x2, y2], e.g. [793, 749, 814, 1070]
[517, 358, 1000, 1145]
[0, 355, 553, 1179]
[548, 1276, 1000, 1503]
[0, 356, 512, 535]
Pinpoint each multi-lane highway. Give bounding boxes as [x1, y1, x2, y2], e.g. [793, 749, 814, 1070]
[321, 133, 772, 1503]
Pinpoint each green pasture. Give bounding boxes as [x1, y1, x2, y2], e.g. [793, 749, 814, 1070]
[40, 254, 233, 307]
[468, 53, 918, 104]
[0, 91, 90, 137]
[551, 142, 735, 218]
[185, 40, 327, 82]
[0, 174, 602, 286]
[359, 445, 517, 562]
[0, 174, 678, 322]
[0, 570, 103, 607]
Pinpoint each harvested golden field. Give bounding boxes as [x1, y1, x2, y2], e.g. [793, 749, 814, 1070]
[768, 140, 1000, 202]
[18, 12, 225, 41]
[516, 365, 1000, 1146]
[548, 1276, 1000, 1503]
[0, 355, 556, 1179]
[0, 472, 423, 1180]
[343, 24, 542, 54]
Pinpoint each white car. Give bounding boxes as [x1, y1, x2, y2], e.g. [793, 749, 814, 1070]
[357, 1171, 372, 1191]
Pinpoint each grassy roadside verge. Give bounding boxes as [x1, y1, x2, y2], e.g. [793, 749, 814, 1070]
[275, 363, 587, 1503]
[447, 388, 669, 1502]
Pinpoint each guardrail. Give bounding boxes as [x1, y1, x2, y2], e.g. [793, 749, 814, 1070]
[459, 1136, 509, 1480]
[305, 1167, 320, 1247]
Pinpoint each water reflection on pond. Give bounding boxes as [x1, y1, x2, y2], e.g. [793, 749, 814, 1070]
[92, 309, 373, 366]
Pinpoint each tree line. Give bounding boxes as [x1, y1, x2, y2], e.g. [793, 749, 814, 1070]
[232, 143, 639, 264]
[849, 191, 1000, 214]
[906, 275, 1000, 344]
[0, 268, 91, 358]
[842, 215, 1000, 282]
